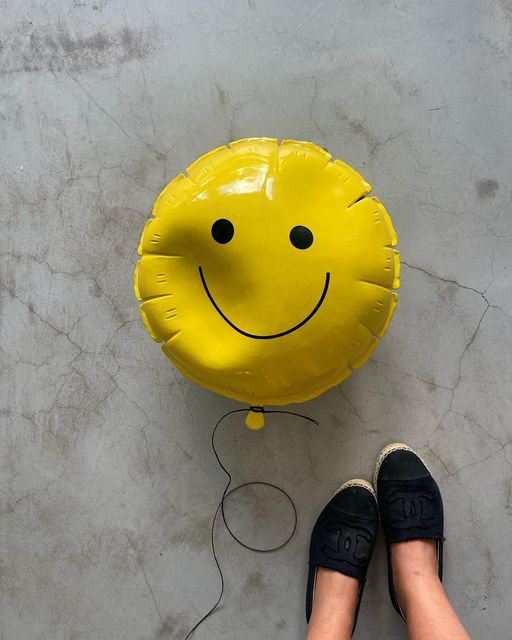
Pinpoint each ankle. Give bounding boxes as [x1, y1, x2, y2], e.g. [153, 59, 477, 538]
[391, 539, 441, 613]
[306, 568, 359, 640]
[392, 539, 438, 578]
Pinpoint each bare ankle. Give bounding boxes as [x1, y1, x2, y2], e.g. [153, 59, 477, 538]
[391, 539, 441, 614]
[392, 539, 438, 577]
[306, 568, 359, 640]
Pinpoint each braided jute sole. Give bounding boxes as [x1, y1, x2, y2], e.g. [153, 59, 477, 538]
[373, 442, 433, 493]
[332, 478, 376, 500]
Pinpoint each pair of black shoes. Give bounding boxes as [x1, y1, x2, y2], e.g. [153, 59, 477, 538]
[306, 443, 444, 634]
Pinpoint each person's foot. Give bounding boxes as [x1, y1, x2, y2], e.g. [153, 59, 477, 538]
[374, 443, 444, 619]
[306, 567, 359, 640]
[306, 479, 379, 638]
[391, 538, 440, 617]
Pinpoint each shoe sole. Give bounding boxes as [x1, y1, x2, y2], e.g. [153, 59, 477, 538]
[333, 478, 376, 500]
[373, 442, 433, 493]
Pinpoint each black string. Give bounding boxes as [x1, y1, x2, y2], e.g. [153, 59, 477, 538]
[184, 407, 319, 639]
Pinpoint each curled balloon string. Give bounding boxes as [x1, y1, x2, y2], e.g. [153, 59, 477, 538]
[183, 407, 319, 639]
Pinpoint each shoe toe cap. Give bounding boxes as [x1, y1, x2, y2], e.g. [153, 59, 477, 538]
[378, 448, 430, 484]
[331, 484, 379, 520]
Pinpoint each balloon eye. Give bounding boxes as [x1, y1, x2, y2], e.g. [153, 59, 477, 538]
[289, 225, 313, 250]
[211, 219, 234, 244]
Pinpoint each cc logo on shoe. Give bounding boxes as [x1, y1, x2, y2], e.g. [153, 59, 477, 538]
[387, 489, 436, 529]
[322, 522, 374, 567]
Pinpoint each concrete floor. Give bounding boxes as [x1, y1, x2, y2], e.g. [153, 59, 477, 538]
[1, 1, 511, 638]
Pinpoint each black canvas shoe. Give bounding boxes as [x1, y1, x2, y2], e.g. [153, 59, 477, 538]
[306, 479, 379, 635]
[374, 443, 444, 620]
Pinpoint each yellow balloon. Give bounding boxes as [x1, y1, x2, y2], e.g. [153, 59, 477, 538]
[134, 138, 399, 428]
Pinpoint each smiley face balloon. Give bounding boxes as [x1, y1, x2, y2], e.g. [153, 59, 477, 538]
[134, 138, 399, 428]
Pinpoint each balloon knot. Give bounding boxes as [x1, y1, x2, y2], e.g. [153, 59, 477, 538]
[246, 406, 266, 430]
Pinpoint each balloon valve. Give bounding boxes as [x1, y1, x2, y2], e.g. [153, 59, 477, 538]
[246, 406, 265, 430]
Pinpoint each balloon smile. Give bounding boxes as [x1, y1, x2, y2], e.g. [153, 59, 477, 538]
[198, 266, 330, 340]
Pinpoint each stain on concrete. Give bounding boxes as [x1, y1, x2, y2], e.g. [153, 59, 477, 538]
[276, 617, 287, 630]
[499, 0, 512, 21]
[334, 103, 381, 157]
[244, 571, 264, 591]
[1, 25, 156, 75]
[156, 614, 190, 639]
[476, 179, 499, 199]
[168, 516, 211, 550]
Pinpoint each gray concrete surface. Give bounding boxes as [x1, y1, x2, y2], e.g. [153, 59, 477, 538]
[1, 1, 511, 638]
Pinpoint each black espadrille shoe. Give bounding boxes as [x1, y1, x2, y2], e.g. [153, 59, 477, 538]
[306, 479, 379, 635]
[374, 443, 444, 620]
